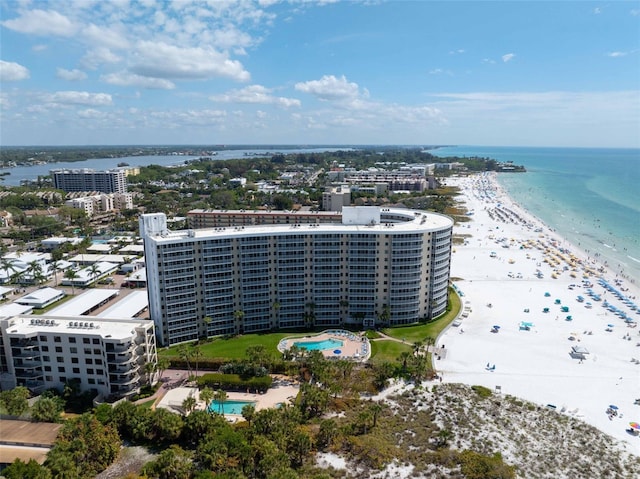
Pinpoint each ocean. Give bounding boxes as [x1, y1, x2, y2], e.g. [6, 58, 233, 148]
[431, 146, 640, 283]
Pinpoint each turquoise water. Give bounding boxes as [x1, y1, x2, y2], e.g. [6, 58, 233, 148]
[431, 146, 640, 283]
[208, 399, 256, 415]
[293, 338, 343, 351]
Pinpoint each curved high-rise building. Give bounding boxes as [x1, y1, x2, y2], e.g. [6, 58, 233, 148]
[140, 207, 453, 346]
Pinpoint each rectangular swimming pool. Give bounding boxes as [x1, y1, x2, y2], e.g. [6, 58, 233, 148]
[209, 399, 256, 415]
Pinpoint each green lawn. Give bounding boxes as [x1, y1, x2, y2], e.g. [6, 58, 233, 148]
[382, 289, 461, 344]
[159, 331, 310, 360]
[369, 339, 412, 364]
[159, 289, 461, 365]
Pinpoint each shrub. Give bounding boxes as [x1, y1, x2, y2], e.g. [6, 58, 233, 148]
[196, 373, 272, 392]
[471, 385, 492, 399]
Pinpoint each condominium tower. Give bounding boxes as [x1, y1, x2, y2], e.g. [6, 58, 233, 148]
[51, 168, 128, 194]
[141, 207, 453, 346]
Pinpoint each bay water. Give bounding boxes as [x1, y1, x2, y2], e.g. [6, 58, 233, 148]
[431, 146, 640, 283]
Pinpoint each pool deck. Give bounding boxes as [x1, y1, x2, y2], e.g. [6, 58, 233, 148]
[278, 330, 370, 361]
[156, 377, 300, 419]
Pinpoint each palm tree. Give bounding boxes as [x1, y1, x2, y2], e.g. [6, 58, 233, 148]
[233, 309, 244, 334]
[0, 258, 17, 284]
[203, 316, 212, 338]
[143, 361, 157, 385]
[213, 389, 227, 416]
[49, 259, 61, 287]
[63, 268, 79, 294]
[182, 394, 197, 415]
[398, 351, 411, 372]
[369, 401, 384, 428]
[88, 263, 101, 286]
[177, 344, 193, 377]
[192, 345, 203, 378]
[199, 386, 214, 412]
[27, 260, 43, 285]
[156, 357, 170, 382]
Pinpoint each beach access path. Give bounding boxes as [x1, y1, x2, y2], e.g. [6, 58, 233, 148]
[437, 173, 640, 455]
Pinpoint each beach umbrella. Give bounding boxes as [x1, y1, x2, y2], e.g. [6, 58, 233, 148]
[493, 325, 501, 329]
[629, 422, 640, 430]
[607, 324, 615, 328]
[609, 405, 619, 410]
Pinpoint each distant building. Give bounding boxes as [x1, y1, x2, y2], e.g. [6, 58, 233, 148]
[322, 185, 351, 212]
[52, 168, 128, 194]
[142, 207, 453, 346]
[64, 192, 134, 217]
[0, 315, 157, 399]
[187, 209, 342, 229]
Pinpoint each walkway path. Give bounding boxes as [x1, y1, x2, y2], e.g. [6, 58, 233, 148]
[372, 331, 448, 359]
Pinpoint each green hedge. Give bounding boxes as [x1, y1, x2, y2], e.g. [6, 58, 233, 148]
[196, 373, 272, 392]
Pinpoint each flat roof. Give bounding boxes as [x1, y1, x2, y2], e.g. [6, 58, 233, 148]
[118, 244, 144, 254]
[0, 303, 33, 316]
[15, 287, 64, 306]
[48, 289, 119, 317]
[70, 254, 128, 264]
[0, 286, 14, 296]
[98, 291, 148, 319]
[149, 208, 453, 245]
[0, 419, 62, 447]
[3, 314, 152, 341]
[87, 243, 112, 252]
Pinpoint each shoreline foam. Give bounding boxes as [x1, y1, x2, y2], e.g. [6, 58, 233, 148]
[438, 172, 640, 455]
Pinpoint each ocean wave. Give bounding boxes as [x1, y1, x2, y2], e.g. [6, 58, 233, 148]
[628, 256, 640, 264]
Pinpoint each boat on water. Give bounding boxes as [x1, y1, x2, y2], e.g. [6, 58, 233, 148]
[117, 162, 130, 167]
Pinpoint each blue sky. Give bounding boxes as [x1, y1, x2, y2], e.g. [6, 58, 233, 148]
[1, 0, 638, 147]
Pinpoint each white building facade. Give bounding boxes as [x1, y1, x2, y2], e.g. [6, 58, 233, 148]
[141, 207, 453, 346]
[0, 316, 157, 399]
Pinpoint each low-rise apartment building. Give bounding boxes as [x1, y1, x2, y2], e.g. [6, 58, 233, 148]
[0, 315, 157, 399]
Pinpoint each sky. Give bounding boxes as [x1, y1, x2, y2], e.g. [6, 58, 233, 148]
[1, 0, 639, 148]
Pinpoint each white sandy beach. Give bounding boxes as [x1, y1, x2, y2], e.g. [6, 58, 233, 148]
[437, 173, 640, 454]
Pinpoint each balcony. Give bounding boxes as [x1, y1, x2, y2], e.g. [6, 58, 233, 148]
[15, 369, 44, 379]
[12, 351, 41, 360]
[109, 374, 139, 386]
[15, 360, 42, 369]
[106, 342, 133, 354]
[107, 352, 134, 365]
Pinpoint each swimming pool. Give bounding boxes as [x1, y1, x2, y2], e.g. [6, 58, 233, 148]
[208, 399, 256, 415]
[293, 338, 343, 351]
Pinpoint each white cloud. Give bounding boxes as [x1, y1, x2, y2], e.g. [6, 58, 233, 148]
[593, 7, 602, 14]
[32, 44, 48, 52]
[429, 68, 452, 76]
[1, 9, 77, 37]
[82, 23, 130, 50]
[46, 91, 113, 106]
[150, 109, 228, 126]
[0, 60, 30, 81]
[502, 53, 516, 63]
[449, 49, 465, 54]
[130, 41, 250, 81]
[77, 108, 108, 119]
[101, 71, 175, 90]
[56, 68, 88, 81]
[210, 85, 300, 108]
[294, 75, 367, 102]
[81, 47, 122, 70]
[631, 9, 640, 16]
